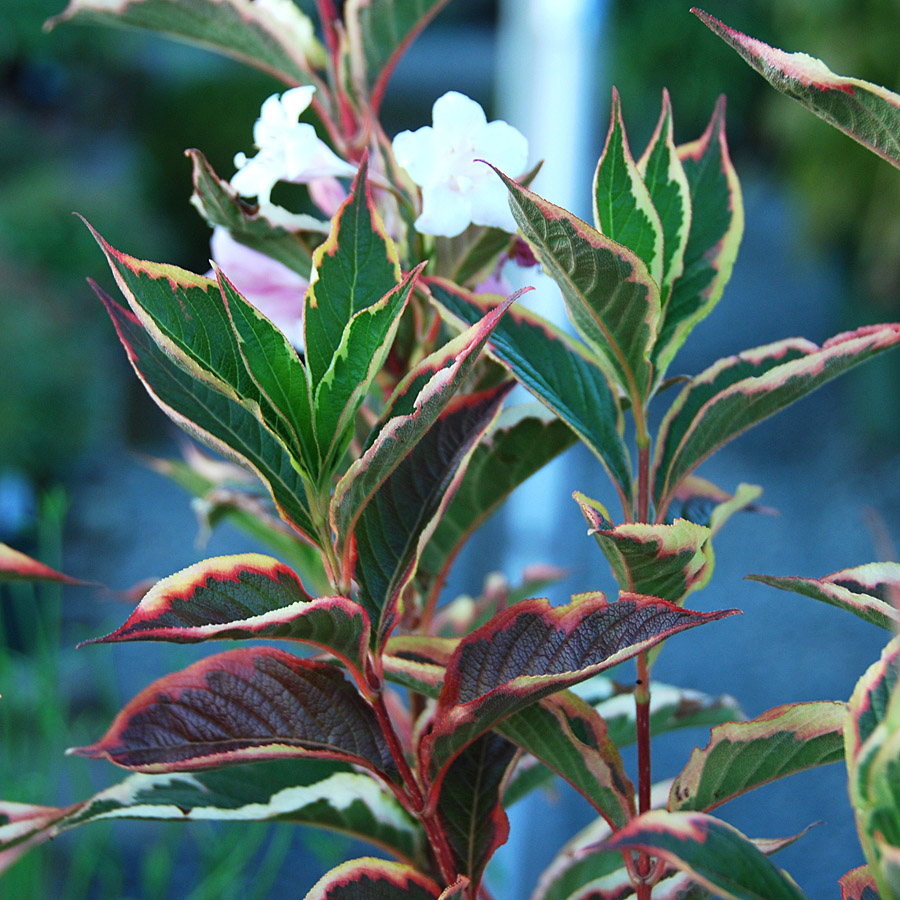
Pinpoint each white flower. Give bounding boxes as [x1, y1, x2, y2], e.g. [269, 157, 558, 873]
[231, 86, 356, 206]
[392, 91, 528, 238]
[209, 227, 307, 349]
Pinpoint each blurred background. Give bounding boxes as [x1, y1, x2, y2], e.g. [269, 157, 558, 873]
[3, 0, 900, 897]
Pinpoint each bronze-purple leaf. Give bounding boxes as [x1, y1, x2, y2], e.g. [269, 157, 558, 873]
[82, 553, 371, 686]
[69, 648, 397, 780]
[423, 593, 736, 795]
[304, 857, 441, 900]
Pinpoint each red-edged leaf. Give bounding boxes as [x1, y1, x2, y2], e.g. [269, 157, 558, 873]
[46, 0, 328, 92]
[668, 478, 769, 534]
[653, 326, 900, 519]
[435, 731, 517, 893]
[847, 637, 900, 765]
[305, 857, 441, 900]
[82, 554, 370, 686]
[69, 648, 397, 780]
[427, 278, 633, 511]
[331, 296, 516, 577]
[88, 220, 317, 474]
[749, 563, 900, 632]
[493, 165, 661, 409]
[0, 801, 72, 875]
[669, 701, 846, 812]
[437, 878, 470, 900]
[354, 382, 512, 644]
[840, 865, 881, 900]
[637, 88, 692, 298]
[95, 285, 318, 540]
[0, 543, 82, 584]
[652, 95, 743, 381]
[382, 634, 455, 696]
[693, 9, 900, 170]
[500, 690, 635, 829]
[417, 404, 578, 615]
[423, 593, 736, 797]
[575, 494, 712, 606]
[603, 810, 809, 900]
[345, 0, 453, 113]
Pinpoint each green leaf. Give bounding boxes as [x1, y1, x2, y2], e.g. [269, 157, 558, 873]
[304, 154, 402, 390]
[417, 404, 578, 613]
[499, 691, 635, 829]
[694, 9, 900, 170]
[304, 858, 441, 900]
[593, 87, 664, 285]
[428, 278, 633, 510]
[637, 88, 692, 299]
[669, 701, 846, 812]
[749, 563, 900, 632]
[653, 326, 900, 519]
[0, 543, 82, 584]
[188, 149, 324, 277]
[345, 0, 453, 112]
[652, 96, 743, 381]
[70, 648, 398, 780]
[0, 761, 422, 869]
[46, 0, 327, 89]
[314, 264, 424, 472]
[434, 732, 517, 892]
[603, 810, 810, 900]
[81, 553, 371, 687]
[354, 383, 512, 644]
[89, 220, 317, 475]
[495, 166, 661, 409]
[575, 494, 712, 606]
[96, 285, 318, 541]
[331, 296, 516, 575]
[423, 593, 736, 795]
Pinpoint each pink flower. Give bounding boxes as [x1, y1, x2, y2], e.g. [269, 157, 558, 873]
[209, 227, 307, 349]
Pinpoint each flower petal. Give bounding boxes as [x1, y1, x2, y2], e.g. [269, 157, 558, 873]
[431, 91, 487, 142]
[415, 180, 473, 237]
[392, 126, 437, 186]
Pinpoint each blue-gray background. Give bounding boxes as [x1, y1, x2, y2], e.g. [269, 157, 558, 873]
[3, 1, 900, 897]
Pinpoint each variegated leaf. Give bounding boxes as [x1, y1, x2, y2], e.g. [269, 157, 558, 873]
[354, 383, 512, 644]
[81, 554, 371, 686]
[0, 543, 82, 584]
[749, 563, 900, 632]
[594, 88, 664, 285]
[345, 0, 453, 112]
[638, 88, 692, 299]
[0, 761, 422, 871]
[694, 10, 900, 170]
[96, 285, 318, 540]
[575, 493, 712, 606]
[70, 648, 398, 780]
[669, 701, 845, 812]
[428, 278, 633, 510]
[331, 296, 515, 576]
[653, 326, 900, 519]
[839, 865, 881, 900]
[305, 858, 441, 900]
[423, 594, 736, 796]
[493, 165, 661, 410]
[304, 154, 402, 389]
[89, 219, 318, 475]
[46, 0, 328, 91]
[500, 690, 635, 830]
[188, 149, 324, 276]
[417, 404, 578, 612]
[847, 637, 900, 764]
[603, 810, 809, 900]
[652, 96, 743, 382]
